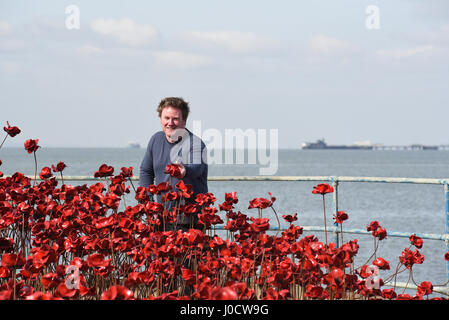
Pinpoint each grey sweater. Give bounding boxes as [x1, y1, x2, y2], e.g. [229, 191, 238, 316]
[139, 129, 208, 202]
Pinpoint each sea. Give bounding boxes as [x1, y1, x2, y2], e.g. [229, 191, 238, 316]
[1, 147, 449, 294]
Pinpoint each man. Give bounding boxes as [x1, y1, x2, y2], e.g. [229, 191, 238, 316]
[139, 97, 208, 230]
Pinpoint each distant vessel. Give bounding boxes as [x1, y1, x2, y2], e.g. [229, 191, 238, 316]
[301, 139, 442, 150]
[301, 139, 373, 150]
[127, 141, 141, 148]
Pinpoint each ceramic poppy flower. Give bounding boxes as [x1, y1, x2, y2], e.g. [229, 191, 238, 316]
[86, 253, 110, 268]
[52, 161, 67, 172]
[175, 180, 193, 198]
[248, 197, 272, 209]
[366, 221, 380, 232]
[101, 285, 134, 300]
[94, 164, 114, 178]
[312, 183, 334, 195]
[195, 192, 216, 206]
[120, 166, 133, 178]
[1, 253, 26, 268]
[210, 286, 238, 300]
[39, 167, 53, 179]
[249, 217, 270, 233]
[334, 211, 348, 224]
[417, 281, 433, 296]
[165, 163, 183, 179]
[3, 121, 21, 137]
[373, 257, 390, 270]
[24, 139, 40, 153]
[373, 227, 387, 241]
[224, 192, 238, 204]
[381, 288, 397, 300]
[282, 213, 298, 223]
[409, 234, 423, 249]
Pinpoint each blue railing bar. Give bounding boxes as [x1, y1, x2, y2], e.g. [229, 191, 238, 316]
[214, 225, 449, 242]
[207, 176, 449, 185]
[445, 183, 449, 281]
[231, 225, 449, 242]
[20, 175, 449, 185]
[383, 281, 449, 295]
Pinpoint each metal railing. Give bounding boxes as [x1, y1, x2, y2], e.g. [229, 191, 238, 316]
[26, 174, 449, 295]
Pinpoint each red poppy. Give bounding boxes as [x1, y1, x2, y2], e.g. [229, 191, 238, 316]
[381, 288, 397, 300]
[399, 248, 425, 269]
[41, 272, 60, 289]
[165, 163, 183, 179]
[1, 253, 26, 268]
[445, 252, 449, 261]
[305, 285, 325, 299]
[312, 183, 334, 195]
[248, 197, 272, 209]
[249, 217, 270, 233]
[120, 166, 133, 178]
[334, 211, 348, 224]
[94, 164, 114, 178]
[372, 257, 390, 270]
[52, 161, 67, 172]
[195, 192, 216, 206]
[86, 253, 110, 268]
[3, 121, 21, 137]
[409, 234, 423, 249]
[373, 227, 387, 241]
[156, 181, 172, 193]
[366, 221, 380, 232]
[101, 285, 134, 300]
[56, 282, 77, 298]
[224, 192, 238, 204]
[25, 292, 55, 300]
[282, 213, 298, 223]
[39, 167, 53, 179]
[24, 139, 40, 153]
[417, 281, 433, 296]
[175, 180, 193, 198]
[0, 266, 11, 278]
[210, 286, 238, 300]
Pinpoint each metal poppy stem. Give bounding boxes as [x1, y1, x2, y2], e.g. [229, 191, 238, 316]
[33, 151, 37, 186]
[322, 195, 328, 246]
[270, 206, 281, 237]
[0, 133, 8, 150]
[128, 177, 136, 193]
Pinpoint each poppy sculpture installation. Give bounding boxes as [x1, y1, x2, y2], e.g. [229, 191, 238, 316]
[0, 122, 448, 300]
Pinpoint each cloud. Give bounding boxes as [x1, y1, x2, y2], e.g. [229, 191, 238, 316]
[77, 45, 103, 55]
[91, 18, 157, 46]
[375, 45, 443, 60]
[0, 61, 22, 74]
[185, 30, 279, 53]
[309, 34, 356, 54]
[0, 20, 12, 36]
[152, 50, 212, 69]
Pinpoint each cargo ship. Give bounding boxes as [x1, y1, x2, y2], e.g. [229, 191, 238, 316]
[301, 139, 441, 150]
[127, 141, 141, 148]
[301, 139, 373, 150]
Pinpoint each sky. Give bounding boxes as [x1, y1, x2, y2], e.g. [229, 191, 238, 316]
[1, 0, 448, 148]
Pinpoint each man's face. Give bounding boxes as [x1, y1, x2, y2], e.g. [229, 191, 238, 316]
[160, 106, 186, 143]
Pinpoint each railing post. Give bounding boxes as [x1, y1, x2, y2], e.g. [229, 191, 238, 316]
[332, 177, 339, 247]
[445, 183, 449, 282]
